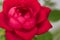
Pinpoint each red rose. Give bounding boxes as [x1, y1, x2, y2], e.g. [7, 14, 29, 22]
[0, 0, 52, 40]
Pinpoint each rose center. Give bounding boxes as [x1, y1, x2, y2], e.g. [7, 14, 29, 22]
[16, 7, 29, 16]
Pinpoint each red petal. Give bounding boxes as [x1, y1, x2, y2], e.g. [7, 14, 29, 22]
[15, 27, 37, 40]
[0, 13, 12, 31]
[37, 7, 51, 23]
[36, 20, 52, 35]
[3, 0, 41, 15]
[9, 17, 22, 30]
[36, 6, 52, 35]
[22, 19, 35, 30]
[6, 31, 23, 40]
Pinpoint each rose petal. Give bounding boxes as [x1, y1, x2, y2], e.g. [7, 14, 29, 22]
[24, 12, 30, 19]
[37, 7, 51, 23]
[23, 19, 35, 30]
[3, 0, 41, 15]
[6, 31, 23, 40]
[36, 7, 51, 34]
[36, 20, 52, 35]
[17, 16, 25, 24]
[8, 7, 16, 16]
[15, 27, 37, 40]
[9, 18, 22, 30]
[0, 13, 12, 31]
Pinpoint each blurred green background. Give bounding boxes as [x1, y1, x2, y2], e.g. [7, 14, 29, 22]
[0, 0, 60, 40]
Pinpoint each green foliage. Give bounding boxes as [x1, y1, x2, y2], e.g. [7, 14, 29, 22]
[52, 29, 60, 40]
[33, 32, 53, 40]
[49, 10, 60, 22]
[0, 28, 5, 40]
[0, 2, 2, 5]
[0, 36, 5, 40]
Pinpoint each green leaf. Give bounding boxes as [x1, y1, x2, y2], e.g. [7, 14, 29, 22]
[33, 32, 53, 40]
[0, 28, 5, 35]
[0, 28, 5, 40]
[49, 10, 60, 22]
